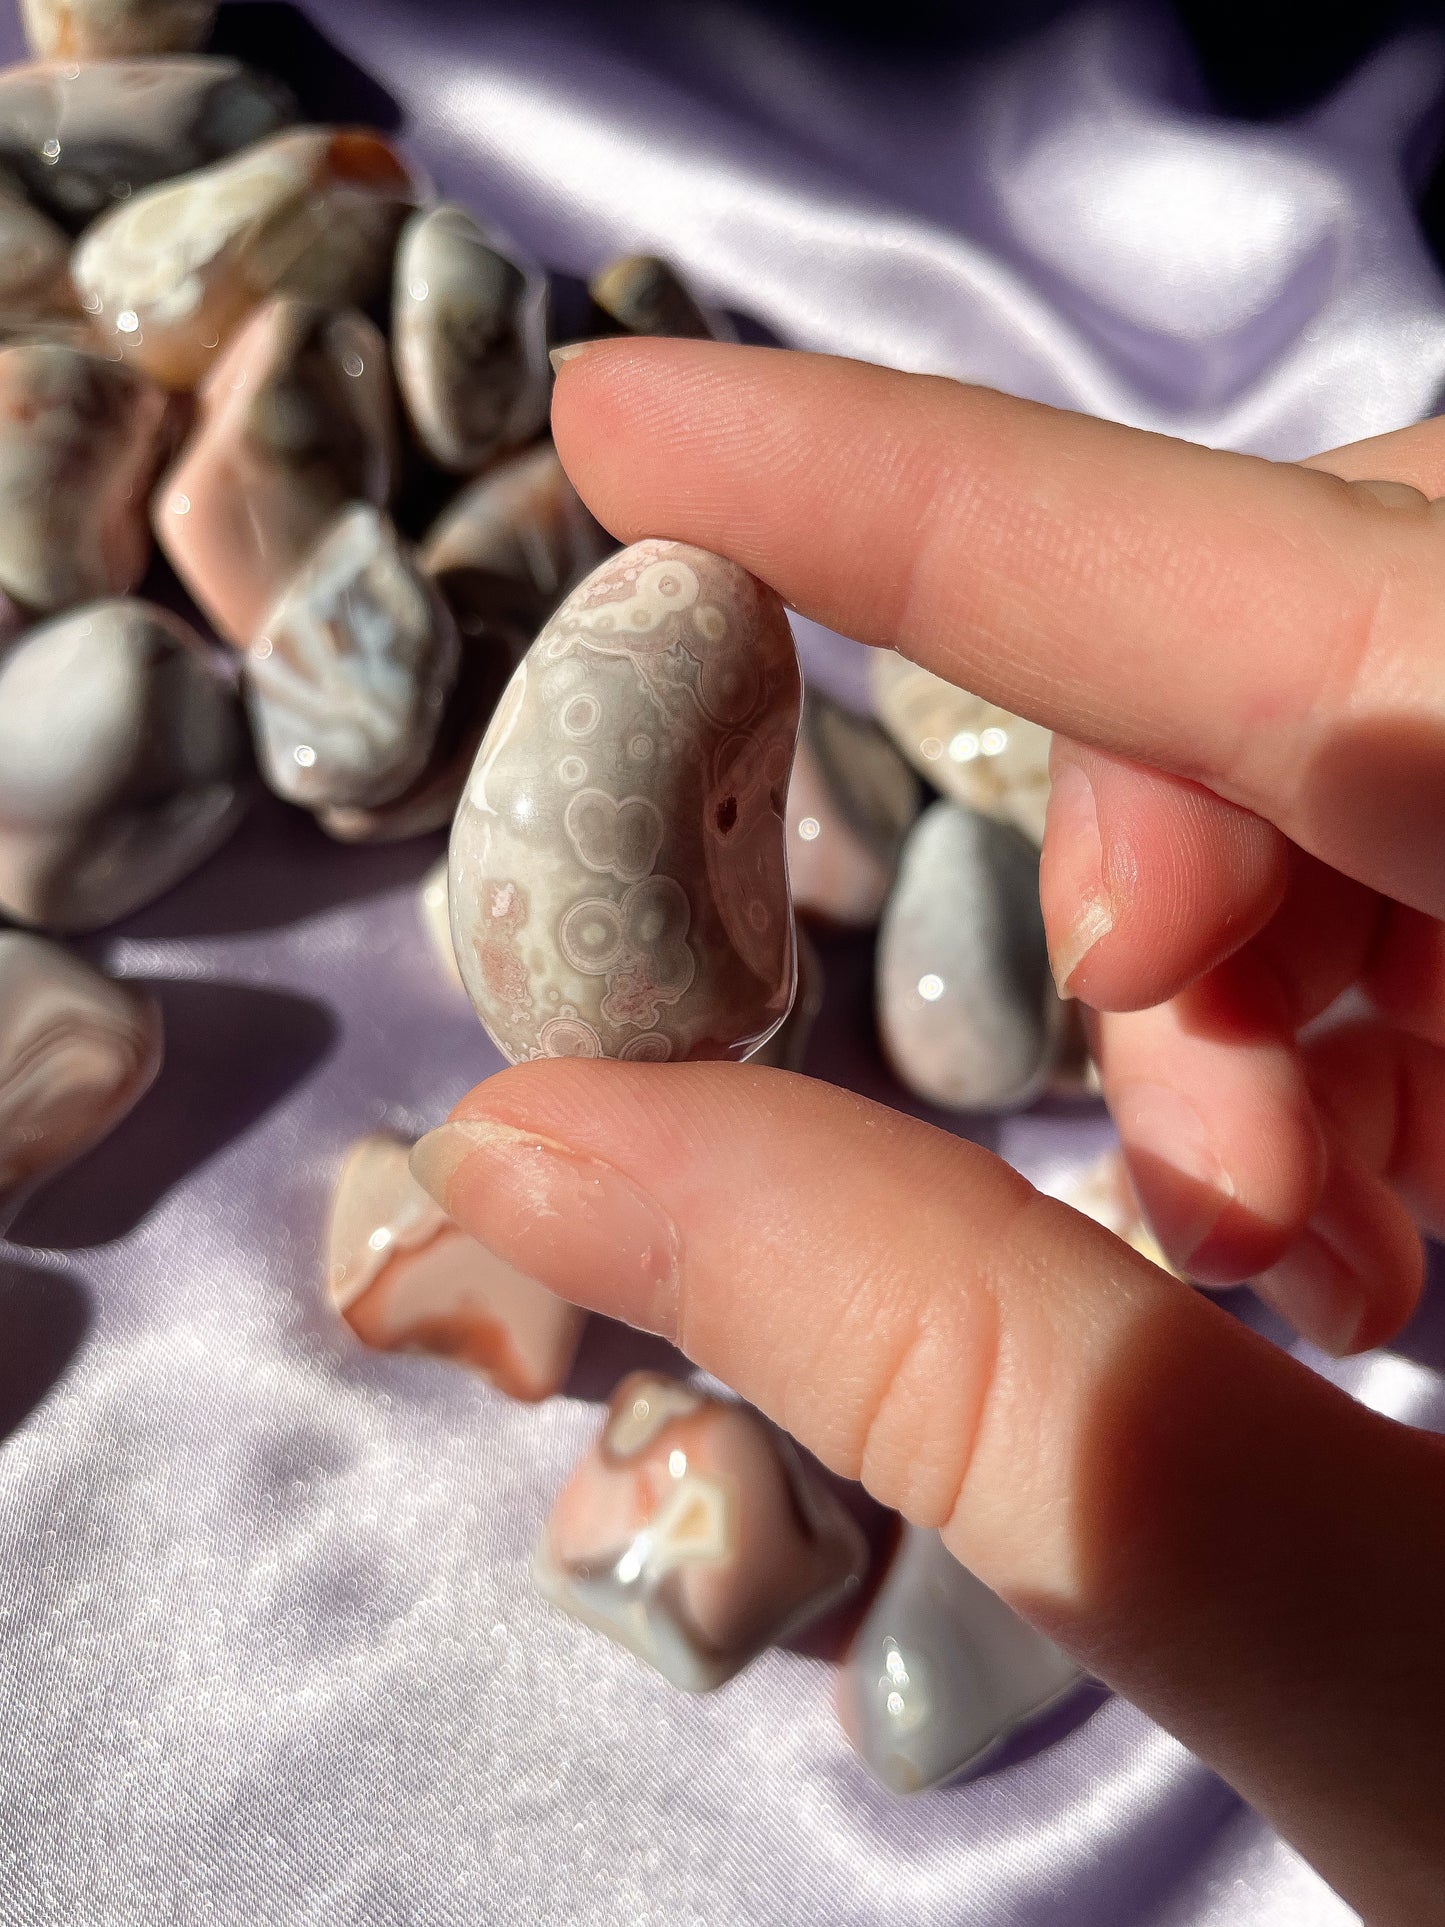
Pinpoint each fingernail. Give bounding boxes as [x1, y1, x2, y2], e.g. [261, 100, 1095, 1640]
[1255, 1234, 1363, 1356]
[1112, 1082, 1235, 1272]
[549, 340, 602, 372]
[409, 1118, 681, 1338]
[1042, 759, 1112, 996]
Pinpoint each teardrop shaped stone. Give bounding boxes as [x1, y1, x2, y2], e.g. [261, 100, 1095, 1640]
[0, 930, 162, 1223]
[0, 57, 293, 229]
[838, 1527, 1081, 1793]
[535, 1372, 867, 1691]
[393, 204, 548, 473]
[327, 1132, 585, 1402]
[420, 441, 613, 652]
[0, 598, 248, 930]
[588, 253, 732, 340]
[72, 125, 419, 389]
[20, 0, 216, 59]
[0, 344, 171, 614]
[449, 538, 801, 1064]
[155, 296, 395, 646]
[872, 652, 1052, 844]
[876, 799, 1066, 1111]
[245, 504, 460, 812]
[787, 688, 920, 928]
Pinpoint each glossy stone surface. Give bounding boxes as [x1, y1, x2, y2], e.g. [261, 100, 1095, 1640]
[0, 599, 247, 931]
[449, 539, 801, 1064]
[588, 253, 732, 340]
[747, 923, 822, 1072]
[393, 204, 548, 473]
[246, 504, 459, 812]
[0, 171, 77, 332]
[0, 344, 170, 614]
[418, 855, 463, 991]
[0, 57, 292, 230]
[1051, 1147, 1174, 1272]
[872, 652, 1052, 845]
[877, 800, 1066, 1112]
[327, 1133, 583, 1402]
[420, 441, 613, 652]
[72, 126, 419, 389]
[838, 1527, 1081, 1794]
[155, 297, 395, 647]
[787, 689, 919, 928]
[535, 1372, 867, 1692]
[20, 0, 215, 58]
[0, 931, 162, 1224]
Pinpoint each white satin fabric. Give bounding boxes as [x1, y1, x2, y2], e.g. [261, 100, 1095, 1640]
[5, 4, 1444, 1921]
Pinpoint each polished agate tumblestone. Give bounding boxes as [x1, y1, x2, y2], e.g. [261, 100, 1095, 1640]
[327, 1133, 584, 1402]
[877, 799, 1066, 1111]
[0, 598, 248, 930]
[72, 126, 419, 388]
[838, 1527, 1081, 1794]
[449, 539, 801, 1064]
[20, 0, 216, 59]
[786, 688, 919, 929]
[0, 344, 170, 614]
[872, 651, 1053, 845]
[245, 504, 459, 813]
[0, 930, 162, 1223]
[535, 1372, 868, 1691]
[588, 253, 732, 341]
[155, 296, 395, 648]
[0, 56, 293, 228]
[392, 204, 548, 473]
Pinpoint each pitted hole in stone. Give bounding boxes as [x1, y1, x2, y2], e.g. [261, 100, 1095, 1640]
[715, 795, 737, 835]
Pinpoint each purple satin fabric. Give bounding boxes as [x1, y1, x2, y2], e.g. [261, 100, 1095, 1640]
[3, 5, 1443, 1922]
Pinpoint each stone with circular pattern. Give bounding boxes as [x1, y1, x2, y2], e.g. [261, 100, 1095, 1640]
[449, 538, 801, 1064]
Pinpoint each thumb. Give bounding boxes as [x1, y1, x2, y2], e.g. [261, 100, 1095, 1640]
[411, 1060, 1445, 1926]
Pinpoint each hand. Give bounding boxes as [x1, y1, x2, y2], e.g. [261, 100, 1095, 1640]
[412, 342, 1445, 1923]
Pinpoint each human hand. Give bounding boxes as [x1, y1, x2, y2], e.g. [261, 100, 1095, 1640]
[412, 342, 1445, 1923]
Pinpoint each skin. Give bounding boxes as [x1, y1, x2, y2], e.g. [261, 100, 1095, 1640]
[421, 341, 1445, 1922]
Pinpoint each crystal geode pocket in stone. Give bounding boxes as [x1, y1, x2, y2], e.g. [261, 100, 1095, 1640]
[0, 56, 293, 229]
[245, 504, 459, 812]
[327, 1133, 584, 1402]
[838, 1527, 1082, 1794]
[535, 1372, 868, 1692]
[392, 204, 549, 473]
[155, 296, 395, 646]
[20, 0, 216, 59]
[588, 252, 734, 341]
[876, 799, 1066, 1112]
[0, 343, 171, 614]
[0, 598, 248, 930]
[786, 688, 920, 929]
[72, 125, 419, 389]
[872, 652, 1053, 845]
[0, 930, 162, 1223]
[449, 538, 801, 1065]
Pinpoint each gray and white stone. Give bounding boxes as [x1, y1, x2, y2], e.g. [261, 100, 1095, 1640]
[838, 1527, 1082, 1794]
[872, 652, 1052, 845]
[0, 931, 162, 1224]
[0, 344, 171, 614]
[786, 688, 919, 928]
[0, 599, 248, 931]
[0, 56, 293, 229]
[877, 800, 1067, 1111]
[245, 504, 460, 812]
[393, 205, 549, 473]
[588, 253, 734, 341]
[449, 538, 801, 1065]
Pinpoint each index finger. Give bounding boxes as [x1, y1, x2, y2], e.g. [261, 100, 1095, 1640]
[552, 340, 1445, 918]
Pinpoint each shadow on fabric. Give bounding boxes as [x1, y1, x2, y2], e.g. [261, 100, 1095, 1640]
[0, 1260, 92, 1443]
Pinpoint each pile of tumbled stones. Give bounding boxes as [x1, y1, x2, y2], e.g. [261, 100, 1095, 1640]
[0, 0, 1160, 1796]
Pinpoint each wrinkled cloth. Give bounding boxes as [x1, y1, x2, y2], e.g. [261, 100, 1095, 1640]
[4, 4, 1445, 1922]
